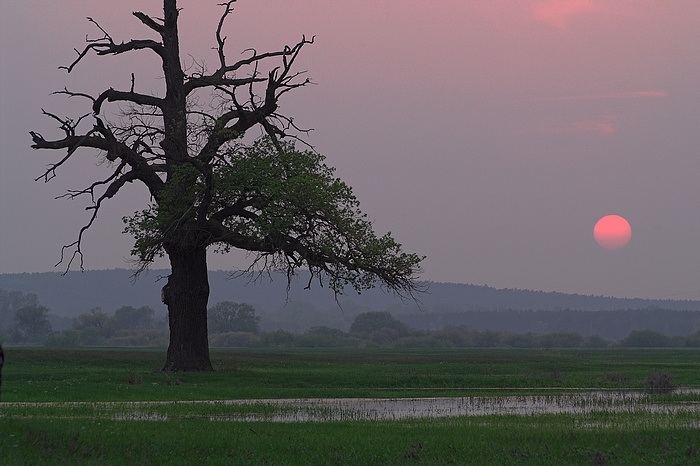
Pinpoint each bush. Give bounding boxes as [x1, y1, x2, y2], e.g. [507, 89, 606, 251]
[107, 330, 168, 347]
[393, 335, 455, 349]
[44, 331, 80, 348]
[209, 332, 260, 348]
[643, 369, 675, 394]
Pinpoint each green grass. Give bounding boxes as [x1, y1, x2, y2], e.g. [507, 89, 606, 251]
[2, 347, 700, 464]
[4, 347, 700, 401]
[4, 414, 700, 465]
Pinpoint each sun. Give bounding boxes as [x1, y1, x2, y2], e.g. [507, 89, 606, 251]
[594, 214, 631, 250]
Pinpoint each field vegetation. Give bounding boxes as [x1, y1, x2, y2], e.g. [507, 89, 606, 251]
[2, 348, 700, 464]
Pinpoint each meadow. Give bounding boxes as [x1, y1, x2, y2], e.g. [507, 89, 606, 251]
[2, 347, 700, 464]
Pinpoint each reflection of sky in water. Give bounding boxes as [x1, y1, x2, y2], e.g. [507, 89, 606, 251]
[223, 391, 700, 422]
[11, 390, 699, 423]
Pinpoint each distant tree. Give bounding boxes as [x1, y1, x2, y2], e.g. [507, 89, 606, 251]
[73, 307, 111, 332]
[110, 306, 156, 332]
[30, 0, 423, 371]
[73, 307, 113, 344]
[208, 302, 260, 334]
[620, 330, 676, 347]
[0, 289, 39, 330]
[13, 305, 53, 344]
[350, 311, 408, 339]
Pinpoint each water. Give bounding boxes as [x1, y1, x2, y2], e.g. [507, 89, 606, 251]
[213, 391, 700, 422]
[6, 390, 700, 422]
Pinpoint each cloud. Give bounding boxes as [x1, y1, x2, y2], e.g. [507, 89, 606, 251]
[543, 115, 619, 136]
[530, 0, 606, 29]
[535, 90, 668, 102]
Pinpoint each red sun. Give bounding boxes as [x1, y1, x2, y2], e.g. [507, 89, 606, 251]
[594, 214, 631, 250]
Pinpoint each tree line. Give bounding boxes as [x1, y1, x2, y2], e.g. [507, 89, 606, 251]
[2, 289, 699, 349]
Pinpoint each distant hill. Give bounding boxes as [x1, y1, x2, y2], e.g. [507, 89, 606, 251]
[2, 269, 700, 319]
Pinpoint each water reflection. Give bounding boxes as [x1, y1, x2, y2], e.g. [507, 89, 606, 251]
[212, 390, 700, 422]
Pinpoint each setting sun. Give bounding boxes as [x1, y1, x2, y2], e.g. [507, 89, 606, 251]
[594, 214, 631, 250]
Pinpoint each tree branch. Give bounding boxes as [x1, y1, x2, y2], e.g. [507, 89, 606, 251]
[60, 17, 164, 73]
[93, 88, 165, 115]
[30, 114, 164, 195]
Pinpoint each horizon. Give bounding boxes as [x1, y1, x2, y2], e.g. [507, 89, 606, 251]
[2, 267, 700, 304]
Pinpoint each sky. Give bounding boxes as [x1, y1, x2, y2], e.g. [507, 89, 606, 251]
[2, 1, 700, 301]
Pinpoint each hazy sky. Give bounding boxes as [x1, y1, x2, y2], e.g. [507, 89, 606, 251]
[2, 1, 700, 300]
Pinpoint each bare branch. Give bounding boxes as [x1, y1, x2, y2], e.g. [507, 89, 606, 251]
[59, 17, 164, 73]
[133, 11, 165, 34]
[54, 167, 139, 273]
[31, 114, 164, 195]
[215, 1, 236, 68]
[93, 88, 164, 115]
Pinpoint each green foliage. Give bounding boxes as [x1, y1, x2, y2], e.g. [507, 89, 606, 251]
[123, 164, 203, 263]
[123, 137, 423, 295]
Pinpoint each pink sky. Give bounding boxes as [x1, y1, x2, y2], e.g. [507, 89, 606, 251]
[2, 1, 700, 300]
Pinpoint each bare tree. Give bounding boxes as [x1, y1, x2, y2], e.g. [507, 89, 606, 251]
[30, 0, 423, 371]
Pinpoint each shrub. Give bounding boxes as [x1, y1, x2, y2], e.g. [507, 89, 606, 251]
[44, 331, 80, 348]
[643, 369, 675, 394]
[209, 332, 260, 348]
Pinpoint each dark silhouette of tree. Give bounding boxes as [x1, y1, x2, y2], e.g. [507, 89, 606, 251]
[30, 1, 422, 371]
[208, 301, 260, 334]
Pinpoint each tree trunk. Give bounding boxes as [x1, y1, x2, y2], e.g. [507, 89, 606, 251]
[163, 245, 213, 371]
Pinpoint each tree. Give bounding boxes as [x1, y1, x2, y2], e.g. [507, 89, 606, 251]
[73, 307, 111, 332]
[111, 306, 156, 332]
[349, 311, 408, 342]
[73, 307, 113, 345]
[30, 1, 423, 371]
[13, 305, 53, 344]
[208, 301, 260, 334]
[0, 289, 39, 330]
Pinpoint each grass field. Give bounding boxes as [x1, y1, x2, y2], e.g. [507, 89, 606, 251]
[2, 347, 700, 464]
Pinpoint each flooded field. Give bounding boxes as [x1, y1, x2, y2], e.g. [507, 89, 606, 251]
[5, 390, 700, 422]
[225, 390, 700, 422]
